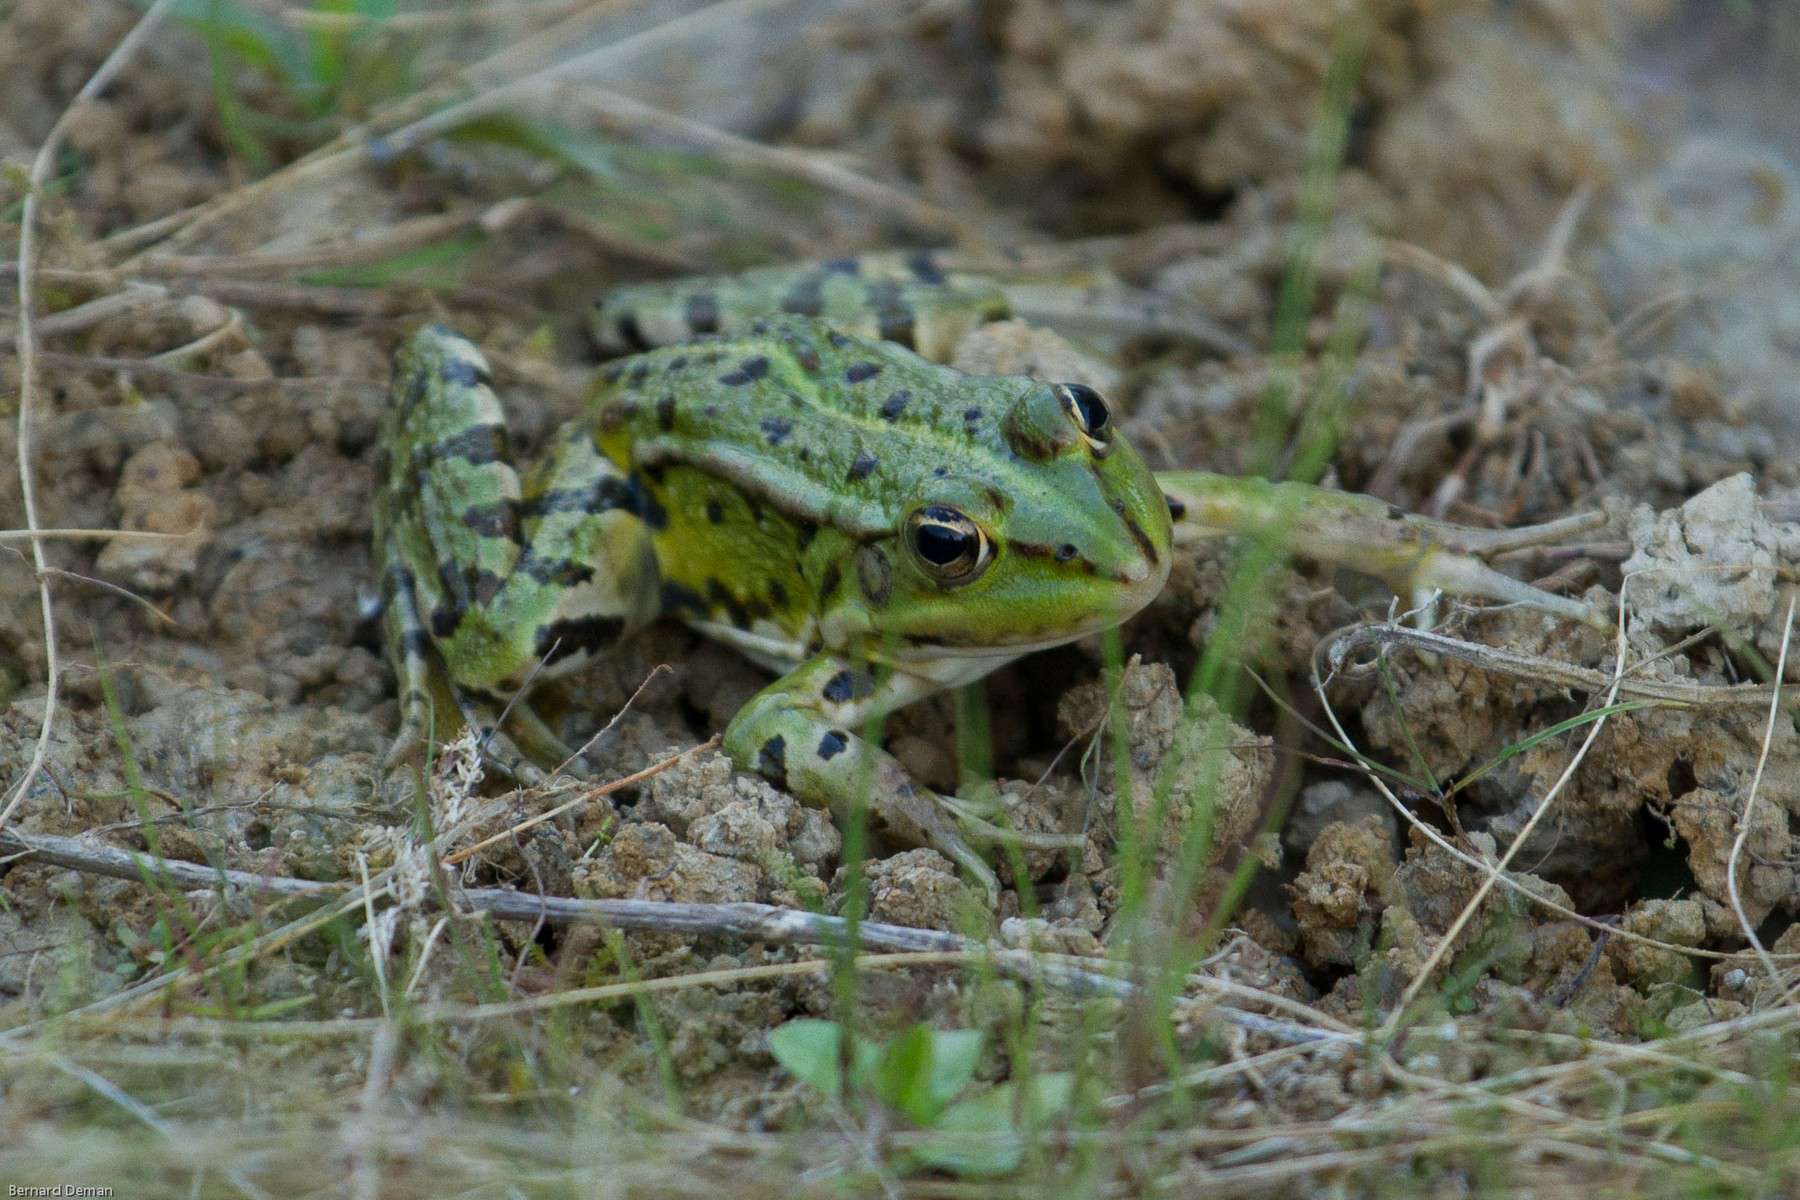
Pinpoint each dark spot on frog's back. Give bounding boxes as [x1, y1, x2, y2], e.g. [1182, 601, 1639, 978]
[845, 362, 882, 384]
[879, 390, 911, 421]
[534, 614, 623, 663]
[761, 416, 794, 446]
[685, 292, 720, 335]
[847, 451, 878, 481]
[1164, 493, 1186, 521]
[719, 356, 770, 386]
[822, 257, 861, 275]
[757, 735, 788, 789]
[817, 730, 849, 761]
[705, 498, 724, 524]
[656, 395, 677, 432]
[781, 276, 824, 317]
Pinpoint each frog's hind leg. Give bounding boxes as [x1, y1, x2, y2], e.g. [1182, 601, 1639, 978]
[376, 326, 656, 781]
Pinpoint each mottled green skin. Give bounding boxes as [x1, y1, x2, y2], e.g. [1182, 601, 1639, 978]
[378, 302, 1170, 892]
[592, 252, 1011, 363]
[378, 252, 1604, 893]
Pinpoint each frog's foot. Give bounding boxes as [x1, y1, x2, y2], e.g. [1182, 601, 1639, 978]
[724, 661, 1006, 899]
[935, 792, 1086, 852]
[1156, 471, 1610, 630]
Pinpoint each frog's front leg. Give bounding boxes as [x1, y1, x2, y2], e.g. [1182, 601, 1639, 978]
[722, 655, 1018, 896]
[376, 326, 659, 778]
[1156, 471, 1608, 628]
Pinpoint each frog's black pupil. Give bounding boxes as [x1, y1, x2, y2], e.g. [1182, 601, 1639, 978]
[1064, 384, 1109, 436]
[913, 507, 974, 566]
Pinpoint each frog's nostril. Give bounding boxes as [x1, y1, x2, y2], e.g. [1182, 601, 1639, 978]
[1056, 543, 1078, 562]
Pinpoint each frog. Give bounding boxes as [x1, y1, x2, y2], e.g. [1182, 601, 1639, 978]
[375, 251, 1604, 896]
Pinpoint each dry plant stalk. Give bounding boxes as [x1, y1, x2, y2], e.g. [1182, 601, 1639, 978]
[2, 0, 178, 835]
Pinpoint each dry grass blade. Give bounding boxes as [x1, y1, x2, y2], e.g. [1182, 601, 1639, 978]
[441, 734, 715, 866]
[1726, 594, 1796, 1001]
[2, 0, 178, 836]
[556, 82, 971, 240]
[1315, 618, 1800, 964]
[1376, 588, 1632, 1036]
[117, 0, 812, 264]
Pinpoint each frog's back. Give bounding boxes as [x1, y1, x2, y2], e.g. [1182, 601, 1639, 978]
[594, 316, 1041, 535]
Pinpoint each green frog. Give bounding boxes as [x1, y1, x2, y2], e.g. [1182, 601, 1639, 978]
[375, 253, 1601, 895]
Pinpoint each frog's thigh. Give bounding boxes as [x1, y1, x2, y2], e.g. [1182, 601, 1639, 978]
[379, 327, 654, 772]
[721, 656, 999, 894]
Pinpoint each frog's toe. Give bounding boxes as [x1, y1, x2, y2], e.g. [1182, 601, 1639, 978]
[943, 799, 1086, 853]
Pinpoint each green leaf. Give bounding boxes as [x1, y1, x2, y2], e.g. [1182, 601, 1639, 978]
[1448, 700, 1659, 797]
[872, 1024, 939, 1122]
[910, 1072, 1077, 1178]
[873, 1026, 984, 1124]
[768, 1019, 847, 1096]
[922, 1029, 984, 1117]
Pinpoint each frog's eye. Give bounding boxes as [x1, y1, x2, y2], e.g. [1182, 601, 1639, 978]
[906, 505, 992, 584]
[1057, 383, 1112, 454]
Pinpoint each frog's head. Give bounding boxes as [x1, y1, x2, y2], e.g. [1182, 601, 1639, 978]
[863, 381, 1173, 663]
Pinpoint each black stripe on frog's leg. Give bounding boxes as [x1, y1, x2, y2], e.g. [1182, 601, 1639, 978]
[438, 357, 494, 390]
[419, 424, 511, 466]
[533, 614, 625, 664]
[907, 252, 947, 285]
[460, 501, 518, 540]
[1164, 493, 1187, 521]
[822, 668, 874, 704]
[705, 578, 750, 629]
[816, 730, 849, 761]
[517, 555, 597, 587]
[660, 580, 707, 617]
[625, 472, 669, 530]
